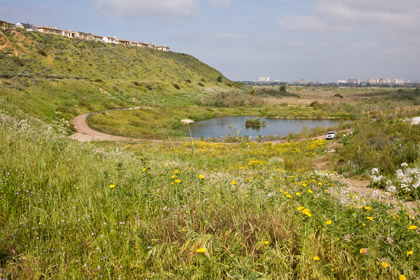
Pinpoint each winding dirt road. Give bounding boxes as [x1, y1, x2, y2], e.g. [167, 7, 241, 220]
[70, 113, 136, 142]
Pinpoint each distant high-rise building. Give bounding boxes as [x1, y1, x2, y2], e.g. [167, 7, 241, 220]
[367, 78, 380, 85]
[393, 79, 404, 85]
[348, 79, 361, 85]
[295, 79, 310, 85]
[336, 80, 347, 85]
[259, 77, 270, 82]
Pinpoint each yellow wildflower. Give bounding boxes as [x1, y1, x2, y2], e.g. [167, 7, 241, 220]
[171, 175, 176, 179]
[364, 206, 372, 211]
[109, 184, 116, 189]
[286, 194, 292, 198]
[408, 225, 418, 230]
[367, 217, 374, 221]
[381, 262, 389, 268]
[362, 223, 366, 227]
[308, 189, 313, 194]
[313, 256, 320, 261]
[264, 241, 270, 245]
[231, 181, 237, 185]
[198, 174, 204, 179]
[400, 275, 407, 280]
[302, 208, 312, 217]
[142, 168, 146, 172]
[296, 192, 301, 196]
[174, 170, 179, 174]
[407, 250, 414, 256]
[297, 207, 305, 211]
[326, 220, 332, 225]
[175, 179, 181, 184]
[302, 183, 307, 187]
[196, 248, 206, 253]
[360, 248, 368, 254]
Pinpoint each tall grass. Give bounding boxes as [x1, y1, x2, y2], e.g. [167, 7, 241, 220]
[0, 113, 419, 279]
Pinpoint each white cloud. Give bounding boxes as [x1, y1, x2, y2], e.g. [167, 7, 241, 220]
[278, 0, 420, 32]
[318, 0, 420, 28]
[94, 0, 232, 18]
[94, 0, 199, 17]
[278, 16, 350, 32]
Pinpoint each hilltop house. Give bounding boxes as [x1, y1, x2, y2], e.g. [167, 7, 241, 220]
[75, 31, 90, 40]
[133, 41, 148, 48]
[156, 45, 170, 52]
[37, 26, 63, 36]
[103, 36, 118, 44]
[0, 20, 14, 29]
[119, 39, 132, 46]
[16, 23, 37, 32]
[91, 34, 103, 42]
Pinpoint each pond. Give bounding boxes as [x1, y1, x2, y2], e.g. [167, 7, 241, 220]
[189, 116, 342, 138]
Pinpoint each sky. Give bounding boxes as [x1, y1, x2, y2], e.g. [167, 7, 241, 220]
[1, 0, 420, 82]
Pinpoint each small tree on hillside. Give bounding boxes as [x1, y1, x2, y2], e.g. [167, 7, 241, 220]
[217, 76, 223, 83]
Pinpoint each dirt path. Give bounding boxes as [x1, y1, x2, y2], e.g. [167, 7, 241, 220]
[70, 113, 133, 142]
[70, 108, 189, 143]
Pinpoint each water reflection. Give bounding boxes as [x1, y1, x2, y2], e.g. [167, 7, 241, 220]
[189, 116, 342, 138]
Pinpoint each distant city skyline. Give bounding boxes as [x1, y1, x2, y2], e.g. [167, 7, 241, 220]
[252, 77, 412, 84]
[1, 0, 419, 82]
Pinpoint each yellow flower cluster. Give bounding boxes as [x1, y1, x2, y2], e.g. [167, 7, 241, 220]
[297, 207, 312, 217]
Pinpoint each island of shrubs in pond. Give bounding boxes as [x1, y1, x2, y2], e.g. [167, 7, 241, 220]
[245, 118, 267, 128]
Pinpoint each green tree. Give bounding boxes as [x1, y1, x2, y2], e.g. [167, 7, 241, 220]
[279, 85, 287, 93]
[217, 76, 223, 83]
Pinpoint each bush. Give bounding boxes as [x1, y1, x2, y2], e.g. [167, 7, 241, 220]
[338, 118, 420, 176]
[173, 83, 180, 90]
[217, 76, 223, 83]
[37, 49, 47, 56]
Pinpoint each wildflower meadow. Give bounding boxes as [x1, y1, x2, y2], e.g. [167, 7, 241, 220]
[0, 112, 419, 279]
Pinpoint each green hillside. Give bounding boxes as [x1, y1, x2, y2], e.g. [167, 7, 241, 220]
[0, 28, 239, 121]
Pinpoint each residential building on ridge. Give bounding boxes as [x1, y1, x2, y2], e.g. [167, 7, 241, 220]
[1, 19, 170, 52]
[37, 26, 63, 36]
[156, 45, 170, 52]
[0, 20, 14, 29]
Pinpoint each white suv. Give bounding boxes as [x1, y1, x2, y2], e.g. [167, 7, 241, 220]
[326, 131, 336, 140]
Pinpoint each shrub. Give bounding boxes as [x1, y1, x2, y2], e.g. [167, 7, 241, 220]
[37, 49, 47, 56]
[217, 76, 223, 83]
[173, 83, 180, 90]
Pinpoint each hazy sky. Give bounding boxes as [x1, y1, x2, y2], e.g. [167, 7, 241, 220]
[1, 0, 419, 82]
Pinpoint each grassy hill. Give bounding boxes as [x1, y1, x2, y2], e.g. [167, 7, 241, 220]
[0, 28, 240, 122]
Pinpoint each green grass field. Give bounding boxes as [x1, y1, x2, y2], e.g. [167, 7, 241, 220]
[1, 28, 420, 279]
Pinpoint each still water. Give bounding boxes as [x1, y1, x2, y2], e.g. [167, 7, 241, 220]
[189, 116, 341, 138]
